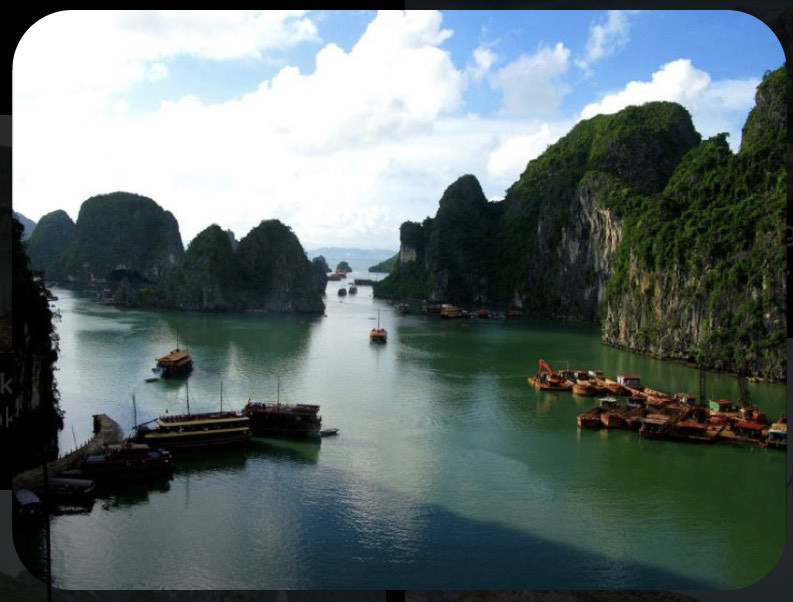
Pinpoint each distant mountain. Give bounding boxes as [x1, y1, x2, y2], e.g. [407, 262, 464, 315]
[13, 212, 36, 239]
[306, 247, 397, 273]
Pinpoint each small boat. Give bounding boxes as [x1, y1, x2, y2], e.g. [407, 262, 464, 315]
[244, 379, 322, 440]
[45, 477, 96, 501]
[320, 428, 339, 437]
[529, 359, 573, 392]
[370, 309, 387, 343]
[398, 302, 411, 314]
[13, 489, 43, 521]
[154, 334, 194, 377]
[338, 287, 347, 297]
[78, 441, 174, 480]
[348, 284, 357, 295]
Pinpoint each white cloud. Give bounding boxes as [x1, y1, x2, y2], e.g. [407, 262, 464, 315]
[576, 10, 632, 70]
[468, 45, 498, 82]
[486, 122, 565, 184]
[579, 59, 759, 149]
[490, 42, 571, 116]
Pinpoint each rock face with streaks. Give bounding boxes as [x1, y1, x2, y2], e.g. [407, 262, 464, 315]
[376, 66, 786, 381]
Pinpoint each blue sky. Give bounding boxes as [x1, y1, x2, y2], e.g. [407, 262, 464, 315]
[12, 10, 785, 251]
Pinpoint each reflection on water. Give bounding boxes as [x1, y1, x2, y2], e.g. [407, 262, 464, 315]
[13, 284, 787, 591]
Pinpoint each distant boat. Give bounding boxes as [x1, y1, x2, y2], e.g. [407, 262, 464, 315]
[338, 287, 347, 297]
[154, 334, 194, 377]
[348, 284, 357, 295]
[369, 309, 387, 343]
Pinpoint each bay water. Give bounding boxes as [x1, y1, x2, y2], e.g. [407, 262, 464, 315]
[13, 274, 787, 591]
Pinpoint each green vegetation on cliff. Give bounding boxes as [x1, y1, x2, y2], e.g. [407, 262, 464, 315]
[157, 224, 244, 310]
[26, 209, 75, 281]
[376, 65, 786, 380]
[60, 191, 184, 283]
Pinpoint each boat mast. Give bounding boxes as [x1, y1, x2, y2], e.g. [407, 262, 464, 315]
[133, 394, 138, 427]
[220, 381, 223, 413]
[186, 382, 191, 416]
[277, 376, 280, 410]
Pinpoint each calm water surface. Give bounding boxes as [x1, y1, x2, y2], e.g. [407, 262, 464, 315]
[14, 275, 788, 590]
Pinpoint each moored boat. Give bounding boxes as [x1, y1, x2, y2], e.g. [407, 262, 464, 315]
[529, 359, 573, 392]
[78, 441, 174, 479]
[133, 411, 251, 450]
[244, 379, 322, 440]
[440, 304, 463, 319]
[577, 396, 619, 429]
[761, 415, 786, 450]
[667, 419, 725, 444]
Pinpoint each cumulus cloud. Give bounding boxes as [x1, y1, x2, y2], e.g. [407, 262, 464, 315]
[490, 43, 571, 116]
[579, 58, 759, 148]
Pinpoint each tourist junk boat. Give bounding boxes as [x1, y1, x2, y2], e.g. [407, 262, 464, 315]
[244, 379, 322, 440]
[132, 385, 251, 450]
[154, 335, 194, 377]
[529, 359, 573, 391]
[77, 441, 174, 480]
[370, 309, 387, 343]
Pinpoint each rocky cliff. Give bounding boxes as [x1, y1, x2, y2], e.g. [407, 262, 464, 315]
[602, 67, 786, 380]
[376, 66, 786, 380]
[60, 191, 184, 283]
[157, 224, 243, 311]
[26, 208, 75, 280]
[236, 219, 326, 313]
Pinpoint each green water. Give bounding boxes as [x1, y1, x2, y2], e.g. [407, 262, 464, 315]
[13, 277, 788, 590]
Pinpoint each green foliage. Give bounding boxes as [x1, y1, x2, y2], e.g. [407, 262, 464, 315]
[369, 252, 399, 273]
[25, 209, 75, 280]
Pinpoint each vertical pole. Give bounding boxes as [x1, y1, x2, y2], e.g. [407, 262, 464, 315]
[41, 452, 52, 602]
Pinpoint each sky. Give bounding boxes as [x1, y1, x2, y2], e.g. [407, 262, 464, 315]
[11, 10, 785, 252]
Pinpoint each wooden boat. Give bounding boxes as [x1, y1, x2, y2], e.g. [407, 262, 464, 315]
[638, 413, 674, 439]
[440, 304, 463, 319]
[529, 359, 573, 392]
[761, 415, 786, 450]
[600, 403, 637, 429]
[133, 411, 251, 450]
[577, 397, 619, 429]
[338, 287, 347, 297]
[244, 379, 322, 440]
[13, 489, 43, 521]
[601, 378, 629, 396]
[78, 441, 174, 479]
[370, 309, 387, 343]
[667, 419, 725, 444]
[397, 302, 411, 314]
[720, 420, 767, 445]
[348, 284, 357, 295]
[154, 335, 194, 377]
[132, 384, 251, 450]
[45, 477, 96, 501]
[320, 428, 339, 437]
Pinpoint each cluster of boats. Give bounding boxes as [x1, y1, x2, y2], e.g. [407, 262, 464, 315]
[416, 302, 523, 320]
[530, 359, 787, 450]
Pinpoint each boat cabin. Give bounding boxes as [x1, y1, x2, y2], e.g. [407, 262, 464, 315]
[708, 399, 734, 413]
[617, 375, 643, 390]
[731, 421, 766, 440]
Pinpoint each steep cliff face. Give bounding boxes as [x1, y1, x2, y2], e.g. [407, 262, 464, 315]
[496, 101, 700, 318]
[26, 209, 75, 280]
[157, 224, 243, 311]
[61, 191, 184, 283]
[377, 66, 786, 380]
[236, 220, 326, 313]
[602, 67, 786, 380]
